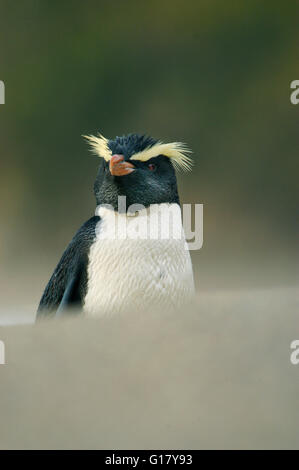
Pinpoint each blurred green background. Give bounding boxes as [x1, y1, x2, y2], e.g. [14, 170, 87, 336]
[0, 0, 298, 312]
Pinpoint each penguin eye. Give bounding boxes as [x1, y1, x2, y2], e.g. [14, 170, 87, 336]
[148, 163, 156, 171]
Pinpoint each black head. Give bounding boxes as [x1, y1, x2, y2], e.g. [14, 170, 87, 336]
[93, 134, 181, 212]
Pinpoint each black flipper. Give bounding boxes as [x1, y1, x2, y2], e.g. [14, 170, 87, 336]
[37, 216, 100, 318]
[56, 269, 82, 317]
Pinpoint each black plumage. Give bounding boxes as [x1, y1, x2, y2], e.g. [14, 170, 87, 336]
[37, 216, 100, 317]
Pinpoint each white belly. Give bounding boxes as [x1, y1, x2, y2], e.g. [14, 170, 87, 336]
[83, 204, 194, 317]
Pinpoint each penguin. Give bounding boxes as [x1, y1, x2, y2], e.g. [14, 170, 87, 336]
[37, 133, 195, 318]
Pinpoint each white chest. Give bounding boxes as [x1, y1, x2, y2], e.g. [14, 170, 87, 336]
[83, 204, 194, 317]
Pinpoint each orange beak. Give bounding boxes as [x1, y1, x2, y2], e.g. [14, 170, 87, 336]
[109, 154, 135, 176]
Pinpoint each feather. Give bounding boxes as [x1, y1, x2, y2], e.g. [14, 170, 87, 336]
[83, 133, 112, 162]
[131, 141, 193, 172]
[84, 134, 193, 171]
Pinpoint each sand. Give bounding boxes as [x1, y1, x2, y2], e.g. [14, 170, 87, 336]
[0, 287, 298, 449]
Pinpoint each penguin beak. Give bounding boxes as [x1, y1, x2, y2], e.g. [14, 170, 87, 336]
[109, 154, 135, 176]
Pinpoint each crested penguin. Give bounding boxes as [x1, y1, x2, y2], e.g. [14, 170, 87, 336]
[37, 133, 195, 318]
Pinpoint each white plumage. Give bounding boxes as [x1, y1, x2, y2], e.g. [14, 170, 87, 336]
[83, 203, 194, 317]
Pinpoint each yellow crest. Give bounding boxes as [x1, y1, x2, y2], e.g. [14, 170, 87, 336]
[84, 133, 193, 171]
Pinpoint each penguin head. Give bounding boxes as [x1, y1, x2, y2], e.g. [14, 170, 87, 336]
[85, 133, 192, 212]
